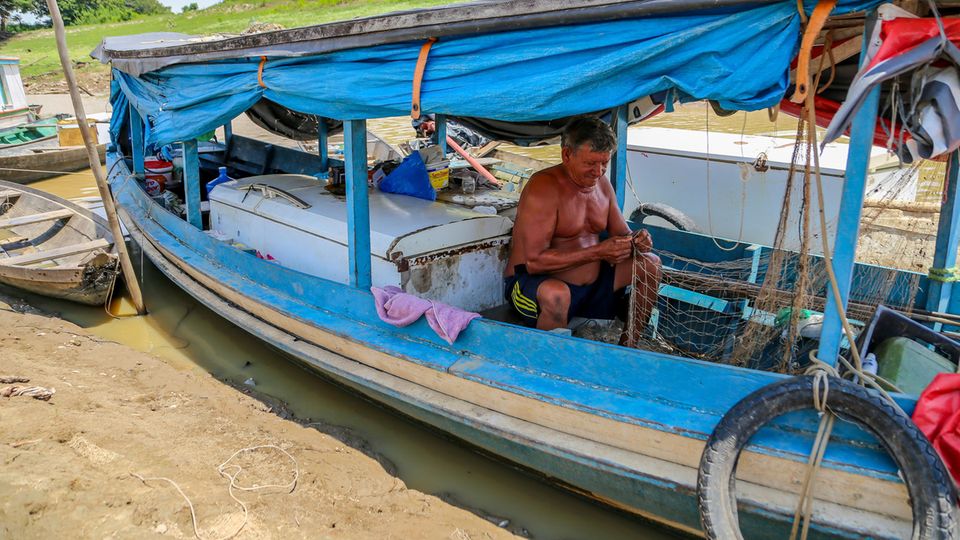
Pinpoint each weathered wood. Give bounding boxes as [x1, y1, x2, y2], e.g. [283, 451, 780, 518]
[0, 190, 22, 199]
[5, 238, 109, 266]
[0, 208, 73, 228]
[47, 0, 145, 314]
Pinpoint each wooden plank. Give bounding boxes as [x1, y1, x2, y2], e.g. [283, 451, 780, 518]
[4, 238, 109, 266]
[345, 119, 371, 289]
[472, 141, 502, 158]
[0, 190, 22, 199]
[0, 208, 73, 229]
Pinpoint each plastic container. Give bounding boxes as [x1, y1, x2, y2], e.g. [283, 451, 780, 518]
[427, 159, 450, 190]
[144, 158, 173, 196]
[875, 337, 955, 395]
[206, 167, 233, 194]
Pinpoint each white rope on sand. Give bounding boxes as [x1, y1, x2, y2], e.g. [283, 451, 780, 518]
[132, 444, 299, 540]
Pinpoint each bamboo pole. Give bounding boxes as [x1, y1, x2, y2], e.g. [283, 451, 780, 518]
[45, 0, 146, 314]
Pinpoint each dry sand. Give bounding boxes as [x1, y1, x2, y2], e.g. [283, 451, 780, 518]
[0, 292, 514, 540]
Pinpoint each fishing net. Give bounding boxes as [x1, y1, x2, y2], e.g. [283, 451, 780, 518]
[624, 111, 936, 374]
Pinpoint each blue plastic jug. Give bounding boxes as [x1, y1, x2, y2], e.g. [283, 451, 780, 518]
[206, 167, 232, 194]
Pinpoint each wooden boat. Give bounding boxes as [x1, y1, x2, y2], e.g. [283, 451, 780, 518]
[0, 57, 108, 184]
[0, 138, 107, 184]
[0, 180, 119, 305]
[96, 1, 960, 538]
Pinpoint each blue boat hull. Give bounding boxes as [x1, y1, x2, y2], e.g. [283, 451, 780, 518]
[110, 157, 914, 539]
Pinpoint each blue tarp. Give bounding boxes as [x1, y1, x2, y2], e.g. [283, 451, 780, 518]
[111, 1, 882, 148]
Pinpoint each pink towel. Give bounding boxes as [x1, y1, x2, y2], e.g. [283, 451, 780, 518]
[371, 286, 481, 345]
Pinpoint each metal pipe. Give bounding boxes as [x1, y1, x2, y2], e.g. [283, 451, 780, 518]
[446, 135, 501, 187]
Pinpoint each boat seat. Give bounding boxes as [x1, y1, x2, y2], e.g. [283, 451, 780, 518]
[0, 208, 73, 229]
[4, 238, 110, 266]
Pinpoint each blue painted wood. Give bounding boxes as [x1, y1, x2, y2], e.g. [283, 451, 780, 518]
[318, 120, 329, 172]
[223, 120, 233, 150]
[926, 151, 960, 330]
[435, 114, 448, 157]
[129, 104, 145, 175]
[659, 284, 729, 313]
[611, 104, 628, 211]
[819, 12, 881, 366]
[182, 139, 202, 229]
[747, 244, 762, 284]
[344, 120, 372, 289]
[109, 166, 916, 478]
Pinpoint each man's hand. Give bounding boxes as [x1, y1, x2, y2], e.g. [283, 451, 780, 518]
[597, 235, 632, 264]
[633, 229, 653, 253]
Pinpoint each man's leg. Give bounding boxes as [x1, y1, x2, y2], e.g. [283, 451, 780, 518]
[614, 253, 662, 327]
[536, 278, 572, 331]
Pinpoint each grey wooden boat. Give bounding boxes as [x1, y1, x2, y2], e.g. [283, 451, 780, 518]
[0, 180, 118, 305]
[0, 137, 107, 184]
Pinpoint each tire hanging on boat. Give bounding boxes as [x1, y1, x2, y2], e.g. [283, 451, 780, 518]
[629, 202, 700, 232]
[696, 376, 958, 540]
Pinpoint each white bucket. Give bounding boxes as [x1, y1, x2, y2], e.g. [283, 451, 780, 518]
[144, 159, 173, 195]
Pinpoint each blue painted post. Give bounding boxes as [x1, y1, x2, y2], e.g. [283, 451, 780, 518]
[345, 120, 372, 289]
[129, 104, 145, 176]
[930, 151, 960, 328]
[819, 13, 880, 365]
[435, 114, 448, 157]
[318, 120, 329, 171]
[610, 104, 629, 211]
[223, 120, 233, 149]
[182, 139, 202, 229]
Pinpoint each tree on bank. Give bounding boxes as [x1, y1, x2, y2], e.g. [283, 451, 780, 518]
[5, 0, 169, 31]
[0, 0, 34, 32]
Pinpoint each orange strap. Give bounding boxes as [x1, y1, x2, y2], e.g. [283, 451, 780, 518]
[411, 38, 437, 119]
[257, 56, 267, 88]
[790, 0, 837, 103]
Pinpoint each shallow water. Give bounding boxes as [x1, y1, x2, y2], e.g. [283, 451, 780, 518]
[14, 169, 677, 539]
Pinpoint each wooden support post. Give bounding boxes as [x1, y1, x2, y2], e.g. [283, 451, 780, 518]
[435, 114, 448, 157]
[182, 139, 202, 230]
[223, 120, 233, 150]
[318, 119, 329, 172]
[931, 151, 960, 330]
[345, 120, 372, 289]
[819, 12, 880, 365]
[610, 104, 629, 211]
[47, 0, 146, 314]
[129, 104, 145, 176]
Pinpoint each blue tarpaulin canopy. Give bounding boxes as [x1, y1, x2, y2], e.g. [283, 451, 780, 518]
[100, 0, 882, 148]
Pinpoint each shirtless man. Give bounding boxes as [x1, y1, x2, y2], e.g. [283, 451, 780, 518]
[504, 117, 661, 331]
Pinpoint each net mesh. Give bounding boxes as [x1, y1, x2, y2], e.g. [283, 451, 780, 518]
[625, 113, 936, 374]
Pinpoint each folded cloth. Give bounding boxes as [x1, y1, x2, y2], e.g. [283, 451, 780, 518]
[371, 286, 481, 344]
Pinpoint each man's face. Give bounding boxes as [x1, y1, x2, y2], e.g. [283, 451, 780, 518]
[561, 144, 610, 188]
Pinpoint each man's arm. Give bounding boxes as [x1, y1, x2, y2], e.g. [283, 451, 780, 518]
[517, 175, 630, 275]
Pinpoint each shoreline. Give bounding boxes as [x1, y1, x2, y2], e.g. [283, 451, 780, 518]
[0, 290, 515, 539]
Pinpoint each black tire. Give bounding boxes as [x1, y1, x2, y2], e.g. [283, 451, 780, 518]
[697, 376, 958, 539]
[629, 202, 700, 233]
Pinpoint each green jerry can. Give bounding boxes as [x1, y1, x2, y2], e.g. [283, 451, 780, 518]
[874, 337, 956, 395]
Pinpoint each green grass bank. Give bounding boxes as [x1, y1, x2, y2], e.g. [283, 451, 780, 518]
[0, 0, 452, 89]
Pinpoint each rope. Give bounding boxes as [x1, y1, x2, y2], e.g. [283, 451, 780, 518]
[257, 56, 267, 88]
[786, 49, 911, 537]
[132, 444, 298, 540]
[411, 37, 438, 119]
[929, 266, 960, 283]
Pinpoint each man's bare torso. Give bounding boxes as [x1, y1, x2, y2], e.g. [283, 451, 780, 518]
[506, 164, 614, 286]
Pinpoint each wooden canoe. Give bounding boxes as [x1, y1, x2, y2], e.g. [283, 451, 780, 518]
[0, 180, 118, 305]
[0, 137, 106, 184]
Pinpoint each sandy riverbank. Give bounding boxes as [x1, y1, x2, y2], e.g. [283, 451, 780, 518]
[0, 291, 514, 540]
